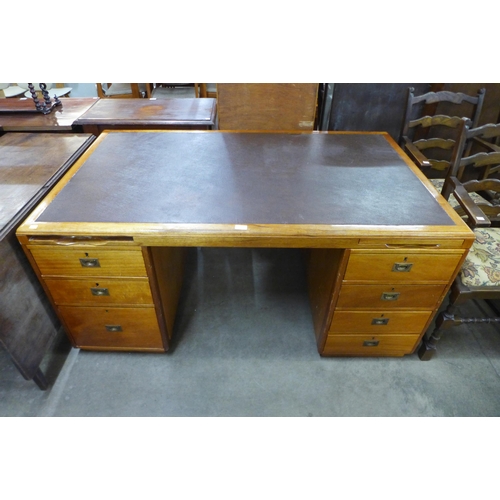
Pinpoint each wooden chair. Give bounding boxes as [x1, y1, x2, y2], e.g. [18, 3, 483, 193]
[400, 112, 471, 198]
[419, 174, 500, 360]
[96, 83, 149, 98]
[400, 87, 486, 185]
[439, 123, 500, 209]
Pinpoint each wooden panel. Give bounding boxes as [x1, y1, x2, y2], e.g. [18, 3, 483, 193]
[306, 248, 347, 341]
[337, 284, 447, 310]
[148, 247, 185, 339]
[45, 278, 153, 306]
[327, 83, 430, 140]
[28, 246, 147, 277]
[0, 232, 61, 380]
[344, 251, 463, 282]
[59, 306, 164, 350]
[323, 334, 420, 356]
[217, 83, 318, 131]
[329, 311, 432, 334]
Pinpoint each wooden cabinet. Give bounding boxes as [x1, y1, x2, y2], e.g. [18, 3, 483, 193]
[310, 248, 467, 357]
[23, 243, 184, 352]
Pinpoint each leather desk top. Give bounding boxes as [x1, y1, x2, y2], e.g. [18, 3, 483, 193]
[0, 133, 94, 240]
[37, 131, 454, 227]
[0, 97, 99, 131]
[74, 98, 217, 127]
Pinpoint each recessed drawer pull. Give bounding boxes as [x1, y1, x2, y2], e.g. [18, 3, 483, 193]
[381, 292, 400, 301]
[105, 325, 123, 332]
[392, 262, 413, 272]
[371, 318, 389, 326]
[79, 258, 100, 268]
[363, 340, 379, 347]
[91, 287, 110, 296]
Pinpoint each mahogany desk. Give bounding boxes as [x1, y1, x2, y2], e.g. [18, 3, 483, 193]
[16, 131, 475, 360]
[74, 98, 217, 135]
[0, 97, 99, 133]
[1, 132, 94, 389]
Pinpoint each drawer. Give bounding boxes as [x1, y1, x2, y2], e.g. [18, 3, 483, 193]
[344, 252, 463, 282]
[329, 311, 432, 334]
[28, 246, 147, 277]
[45, 278, 154, 306]
[322, 334, 420, 356]
[336, 284, 447, 310]
[59, 306, 164, 350]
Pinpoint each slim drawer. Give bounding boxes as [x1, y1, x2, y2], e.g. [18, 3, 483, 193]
[45, 278, 154, 306]
[59, 306, 164, 350]
[329, 311, 432, 334]
[28, 246, 147, 277]
[344, 251, 463, 282]
[322, 334, 420, 356]
[336, 284, 447, 310]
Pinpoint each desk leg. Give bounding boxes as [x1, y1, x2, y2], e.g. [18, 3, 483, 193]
[32, 368, 49, 390]
[81, 124, 101, 137]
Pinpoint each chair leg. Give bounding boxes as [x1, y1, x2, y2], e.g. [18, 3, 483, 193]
[419, 301, 500, 360]
[32, 367, 49, 390]
[418, 308, 459, 360]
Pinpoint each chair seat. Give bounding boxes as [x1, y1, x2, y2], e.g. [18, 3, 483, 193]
[430, 178, 491, 209]
[151, 86, 197, 98]
[104, 83, 147, 96]
[0, 84, 25, 98]
[460, 227, 500, 287]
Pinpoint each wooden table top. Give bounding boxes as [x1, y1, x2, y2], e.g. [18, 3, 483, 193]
[74, 98, 217, 127]
[0, 132, 94, 240]
[0, 97, 99, 132]
[18, 131, 474, 248]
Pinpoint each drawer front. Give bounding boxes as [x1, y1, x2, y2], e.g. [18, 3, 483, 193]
[329, 311, 432, 334]
[344, 252, 463, 282]
[28, 246, 147, 277]
[337, 284, 447, 310]
[323, 334, 420, 356]
[59, 306, 163, 349]
[45, 278, 154, 306]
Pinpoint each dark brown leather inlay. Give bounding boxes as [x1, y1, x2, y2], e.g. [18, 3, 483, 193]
[37, 132, 454, 226]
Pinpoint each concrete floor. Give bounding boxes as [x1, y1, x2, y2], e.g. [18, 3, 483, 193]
[2, 247, 500, 417]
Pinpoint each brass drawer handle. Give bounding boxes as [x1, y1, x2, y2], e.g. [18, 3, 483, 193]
[80, 258, 100, 268]
[105, 325, 123, 332]
[91, 287, 110, 296]
[392, 262, 413, 272]
[363, 340, 379, 347]
[371, 318, 389, 326]
[381, 292, 400, 301]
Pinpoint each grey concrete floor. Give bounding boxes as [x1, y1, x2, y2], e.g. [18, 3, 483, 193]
[2, 247, 500, 417]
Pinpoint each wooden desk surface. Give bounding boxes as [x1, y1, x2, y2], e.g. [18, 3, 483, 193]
[0, 132, 95, 240]
[0, 97, 99, 132]
[74, 98, 217, 128]
[21, 131, 473, 248]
